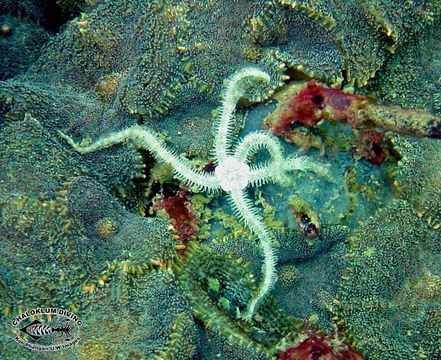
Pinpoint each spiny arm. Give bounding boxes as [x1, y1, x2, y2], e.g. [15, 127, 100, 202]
[248, 155, 332, 187]
[234, 131, 284, 164]
[227, 189, 278, 321]
[234, 131, 286, 186]
[233, 130, 332, 186]
[214, 68, 271, 163]
[283, 155, 332, 182]
[247, 155, 332, 188]
[59, 126, 221, 192]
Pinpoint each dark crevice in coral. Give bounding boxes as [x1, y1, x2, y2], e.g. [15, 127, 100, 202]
[1, 0, 85, 33]
[286, 67, 312, 81]
[43, 0, 74, 33]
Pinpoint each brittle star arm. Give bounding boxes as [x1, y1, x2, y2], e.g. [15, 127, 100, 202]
[227, 188, 278, 321]
[58, 126, 221, 192]
[234, 132, 332, 185]
[214, 68, 271, 163]
[283, 155, 332, 182]
[233, 131, 285, 186]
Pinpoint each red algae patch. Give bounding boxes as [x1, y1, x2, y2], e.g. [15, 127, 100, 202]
[278, 334, 364, 360]
[265, 81, 368, 135]
[156, 190, 199, 245]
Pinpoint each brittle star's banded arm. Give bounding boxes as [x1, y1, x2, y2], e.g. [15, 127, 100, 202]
[213, 68, 271, 163]
[59, 126, 221, 192]
[227, 188, 278, 321]
[233, 131, 286, 186]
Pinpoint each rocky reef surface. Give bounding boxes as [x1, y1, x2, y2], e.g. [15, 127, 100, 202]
[1, 1, 441, 359]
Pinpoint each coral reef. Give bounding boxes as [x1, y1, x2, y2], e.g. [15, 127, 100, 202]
[0, 14, 50, 80]
[1, 0, 441, 359]
[174, 243, 305, 358]
[60, 66, 328, 320]
[337, 200, 441, 359]
[274, 226, 350, 332]
[0, 118, 177, 358]
[390, 134, 441, 227]
[369, 13, 441, 115]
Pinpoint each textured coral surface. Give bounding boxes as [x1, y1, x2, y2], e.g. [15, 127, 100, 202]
[1, 0, 441, 359]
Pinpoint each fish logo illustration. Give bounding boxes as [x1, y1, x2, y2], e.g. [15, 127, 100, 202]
[20, 319, 74, 341]
[12, 308, 82, 352]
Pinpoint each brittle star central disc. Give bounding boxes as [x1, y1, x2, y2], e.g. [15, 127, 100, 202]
[215, 157, 250, 192]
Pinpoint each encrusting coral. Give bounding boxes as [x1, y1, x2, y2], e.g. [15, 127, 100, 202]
[2, 0, 441, 358]
[60, 66, 329, 320]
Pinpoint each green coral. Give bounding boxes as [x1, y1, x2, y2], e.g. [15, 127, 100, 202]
[274, 226, 350, 331]
[209, 235, 263, 282]
[0, 0, 52, 28]
[67, 176, 176, 270]
[252, 0, 441, 90]
[391, 134, 441, 227]
[0, 118, 87, 314]
[369, 14, 441, 114]
[361, 0, 440, 49]
[248, 1, 345, 83]
[174, 244, 255, 321]
[0, 118, 179, 358]
[0, 83, 145, 191]
[76, 270, 197, 360]
[335, 130, 441, 359]
[338, 200, 440, 359]
[0, 14, 50, 80]
[199, 327, 271, 360]
[174, 244, 301, 355]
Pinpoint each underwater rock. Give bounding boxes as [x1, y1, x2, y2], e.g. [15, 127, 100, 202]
[1, 0, 441, 359]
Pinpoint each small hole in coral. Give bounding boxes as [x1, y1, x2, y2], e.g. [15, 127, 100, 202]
[312, 95, 324, 107]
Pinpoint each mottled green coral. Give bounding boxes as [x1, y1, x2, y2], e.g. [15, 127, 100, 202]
[76, 270, 197, 360]
[0, 118, 86, 314]
[0, 118, 179, 358]
[0, 0, 52, 28]
[174, 244, 255, 321]
[2, 0, 441, 358]
[369, 15, 441, 114]
[338, 200, 440, 359]
[26, 0, 287, 123]
[248, 1, 345, 83]
[252, 0, 441, 89]
[174, 244, 301, 356]
[361, 0, 440, 49]
[67, 176, 176, 270]
[274, 226, 349, 331]
[0, 14, 50, 80]
[0, 83, 145, 190]
[199, 327, 271, 360]
[391, 134, 441, 227]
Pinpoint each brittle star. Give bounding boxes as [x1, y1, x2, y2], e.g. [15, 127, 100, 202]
[59, 67, 327, 321]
